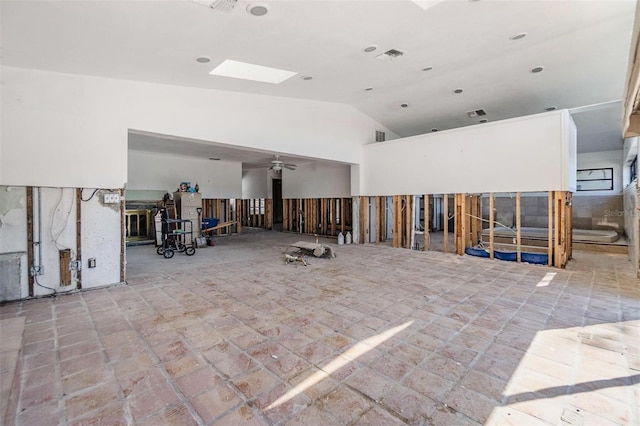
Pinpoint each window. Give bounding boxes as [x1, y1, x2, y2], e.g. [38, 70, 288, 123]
[576, 168, 613, 191]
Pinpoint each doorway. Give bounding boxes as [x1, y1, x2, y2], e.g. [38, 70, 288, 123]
[272, 178, 283, 225]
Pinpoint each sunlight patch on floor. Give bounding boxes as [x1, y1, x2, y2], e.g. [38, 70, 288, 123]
[266, 320, 414, 410]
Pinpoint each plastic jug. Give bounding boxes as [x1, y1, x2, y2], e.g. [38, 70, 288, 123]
[338, 232, 344, 245]
[345, 232, 352, 244]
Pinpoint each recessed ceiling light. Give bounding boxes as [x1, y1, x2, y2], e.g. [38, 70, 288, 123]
[431, 128, 439, 132]
[479, 119, 488, 123]
[401, 103, 409, 108]
[422, 66, 433, 72]
[454, 88, 464, 94]
[301, 75, 313, 81]
[510, 32, 528, 41]
[362, 45, 377, 53]
[208, 157, 221, 161]
[196, 56, 211, 64]
[530, 66, 544, 73]
[365, 87, 374, 91]
[246, 2, 269, 16]
[545, 106, 557, 111]
[209, 59, 296, 84]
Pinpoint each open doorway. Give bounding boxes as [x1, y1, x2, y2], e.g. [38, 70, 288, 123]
[272, 178, 283, 229]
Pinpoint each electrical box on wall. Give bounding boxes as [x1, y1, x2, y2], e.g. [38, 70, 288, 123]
[103, 193, 120, 203]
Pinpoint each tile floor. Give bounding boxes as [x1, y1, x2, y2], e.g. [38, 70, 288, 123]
[0, 231, 638, 425]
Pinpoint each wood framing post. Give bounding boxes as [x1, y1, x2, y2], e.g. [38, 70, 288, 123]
[424, 194, 429, 251]
[464, 194, 471, 248]
[548, 191, 553, 266]
[265, 199, 272, 230]
[405, 195, 412, 249]
[236, 199, 242, 233]
[360, 196, 367, 243]
[375, 196, 381, 244]
[489, 192, 494, 260]
[26, 186, 34, 297]
[567, 192, 573, 259]
[516, 192, 522, 263]
[443, 194, 449, 253]
[454, 194, 460, 254]
[75, 188, 82, 289]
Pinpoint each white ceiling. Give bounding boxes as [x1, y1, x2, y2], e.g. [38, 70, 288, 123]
[2, 0, 636, 162]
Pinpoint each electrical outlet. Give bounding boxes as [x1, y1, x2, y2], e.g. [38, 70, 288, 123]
[103, 193, 120, 203]
[29, 265, 44, 276]
[88, 258, 96, 268]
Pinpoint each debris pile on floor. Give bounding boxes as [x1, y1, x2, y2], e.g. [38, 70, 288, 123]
[288, 241, 336, 258]
[284, 254, 307, 266]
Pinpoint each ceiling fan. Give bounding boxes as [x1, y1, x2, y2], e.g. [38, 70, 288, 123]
[261, 155, 297, 172]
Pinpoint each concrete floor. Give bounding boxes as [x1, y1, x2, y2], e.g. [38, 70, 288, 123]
[1, 231, 639, 425]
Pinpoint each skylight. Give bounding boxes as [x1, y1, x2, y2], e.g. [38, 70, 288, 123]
[410, 0, 447, 11]
[209, 59, 297, 84]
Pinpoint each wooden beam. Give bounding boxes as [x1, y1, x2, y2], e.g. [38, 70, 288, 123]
[360, 196, 367, 243]
[547, 192, 553, 266]
[265, 199, 272, 230]
[375, 196, 381, 244]
[464, 195, 471, 248]
[516, 192, 521, 263]
[553, 191, 562, 268]
[26, 187, 34, 297]
[489, 193, 494, 260]
[119, 188, 126, 283]
[392, 195, 399, 248]
[236, 199, 242, 233]
[424, 194, 429, 251]
[567, 192, 573, 260]
[215, 199, 222, 234]
[75, 188, 82, 289]
[404, 195, 411, 249]
[443, 194, 449, 253]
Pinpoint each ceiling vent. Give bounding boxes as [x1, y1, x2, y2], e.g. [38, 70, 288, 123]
[376, 49, 405, 61]
[467, 109, 487, 118]
[375, 130, 386, 142]
[193, 0, 237, 12]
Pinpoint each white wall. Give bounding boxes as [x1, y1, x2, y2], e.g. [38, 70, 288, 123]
[128, 150, 241, 199]
[242, 169, 269, 199]
[0, 187, 28, 300]
[575, 150, 623, 196]
[362, 111, 576, 195]
[2, 66, 395, 188]
[283, 162, 351, 199]
[0, 186, 125, 300]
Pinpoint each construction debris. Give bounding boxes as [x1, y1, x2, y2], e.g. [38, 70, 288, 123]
[284, 254, 307, 266]
[288, 241, 336, 258]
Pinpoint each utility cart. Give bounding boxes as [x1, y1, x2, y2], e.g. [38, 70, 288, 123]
[157, 217, 196, 259]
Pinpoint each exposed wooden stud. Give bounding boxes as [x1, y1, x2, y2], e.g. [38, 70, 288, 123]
[443, 194, 449, 253]
[392, 195, 399, 248]
[59, 249, 72, 286]
[359, 196, 366, 243]
[516, 192, 522, 263]
[554, 192, 561, 268]
[464, 194, 471, 248]
[470, 194, 477, 247]
[404, 195, 411, 249]
[216, 199, 223, 234]
[265, 199, 272, 230]
[375, 196, 381, 245]
[548, 191, 553, 266]
[236, 199, 242, 233]
[119, 188, 126, 283]
[566, 192, 573, 260]
[341, 198, 346, 234]
[330, 199, 336, 236]
[75, 188, 82, 289]
[489, 192, 495, 260]
[424, 194, 429, 251]
[26, 187, 34, 297]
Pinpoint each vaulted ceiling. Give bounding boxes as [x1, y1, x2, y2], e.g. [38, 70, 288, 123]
[2, 0, 636, 158]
